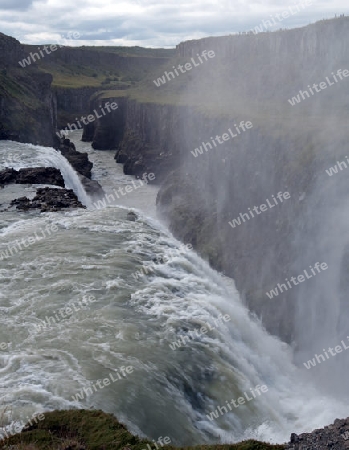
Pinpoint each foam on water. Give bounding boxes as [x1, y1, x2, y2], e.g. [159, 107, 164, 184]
[0, 140, 347, 446]
[0, 141, 91, 207]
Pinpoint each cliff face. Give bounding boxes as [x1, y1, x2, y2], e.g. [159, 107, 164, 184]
[81, 94, 127, 149]
[82, 16, 349, 344]
[176, 17, 349, 62]
[54, 87, 102, 129]
[22, 44, 173, 133]
[0, 33, 56, 146]
[83, 95, 182, 179]
[0, 33, 23, 66]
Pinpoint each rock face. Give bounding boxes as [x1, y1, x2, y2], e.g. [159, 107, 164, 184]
[11, 187, 84, 212]
[0, 33, 56, 146]
[80, 16, 349, 344]
[82, 96, 127, 150]
[285, 418, 349, 450]
[22, 44, 174, 129]
[0, 167, 64, 187]
[55, 137, 93, 179]
[54, 136, 104, 198]
[84, 96, 180, 182]
[54, 86, 103, 129]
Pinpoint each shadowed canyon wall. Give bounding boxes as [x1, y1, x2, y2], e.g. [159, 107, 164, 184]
[83, 17, 349, 353]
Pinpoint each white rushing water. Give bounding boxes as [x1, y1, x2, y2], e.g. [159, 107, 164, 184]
[0, 137, 347, 445]
[0, 141, 91, 208]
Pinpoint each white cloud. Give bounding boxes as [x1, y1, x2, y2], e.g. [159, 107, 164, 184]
[0, 0, 348, 47]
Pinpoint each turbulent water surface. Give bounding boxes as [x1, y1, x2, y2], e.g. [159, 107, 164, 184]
[0, 134, 347, 445]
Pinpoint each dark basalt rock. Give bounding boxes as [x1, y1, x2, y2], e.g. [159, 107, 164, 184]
[114, 149, 129, 164]
[11, 187, 84, 212]
[123, 157, 147, 177]
[127, 211, 137, 221]
[78, 173, 104, 199]
[285, 417, 349, 450]
[17, 167, 65, 187]
[55, 137, 93, 179]
[0, 33, 56, 146]
[10, 196, 31, 210]
[113, 129, 176, 182]
[0, 167, 64, 187]
[0, 168, 17, 184]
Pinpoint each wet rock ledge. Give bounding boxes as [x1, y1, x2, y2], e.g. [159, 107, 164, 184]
[55, 137, 92, 179]
[11, 187, 84, 212]
[0, 167, 64, 187]
[55, 136, 104, 198]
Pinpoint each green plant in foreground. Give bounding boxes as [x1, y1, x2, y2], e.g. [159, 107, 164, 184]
[0, 409, 286, 450]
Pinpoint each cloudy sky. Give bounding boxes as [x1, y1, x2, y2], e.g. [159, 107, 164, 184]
[1, 0, 348, 48]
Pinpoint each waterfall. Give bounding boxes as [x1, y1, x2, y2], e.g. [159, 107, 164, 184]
[33, 145, 92, 207]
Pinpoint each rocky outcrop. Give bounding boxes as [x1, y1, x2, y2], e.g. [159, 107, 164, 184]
[11, 187, 84, 212]
[54, 136, 104, 197]
[0, 167, 64, 187]
[285, 417, 349, 450]
[0, 33, 24, 67]
[82, 95, 127, 149]
[55, 137, 93, 178]
[84, 95, 180, 181]
[78, 174, 104, 199]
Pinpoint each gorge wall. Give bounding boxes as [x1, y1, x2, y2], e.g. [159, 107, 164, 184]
[0, 33, 56, 146]
[83, 16, 349, 349]
[22, 44, 173, 131]
[2, 16, 348, 352]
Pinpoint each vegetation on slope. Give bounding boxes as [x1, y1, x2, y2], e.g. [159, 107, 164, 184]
[0, 409, 285, 450]
[22, 45, 174, 89]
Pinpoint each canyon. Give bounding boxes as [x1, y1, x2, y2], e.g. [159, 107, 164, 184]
[1, 17, 349, 448]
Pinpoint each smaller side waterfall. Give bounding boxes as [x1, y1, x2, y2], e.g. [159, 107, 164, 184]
[34, 145, 92, 207]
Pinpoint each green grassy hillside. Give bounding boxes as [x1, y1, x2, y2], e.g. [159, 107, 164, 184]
[0, 409, 285, 450]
